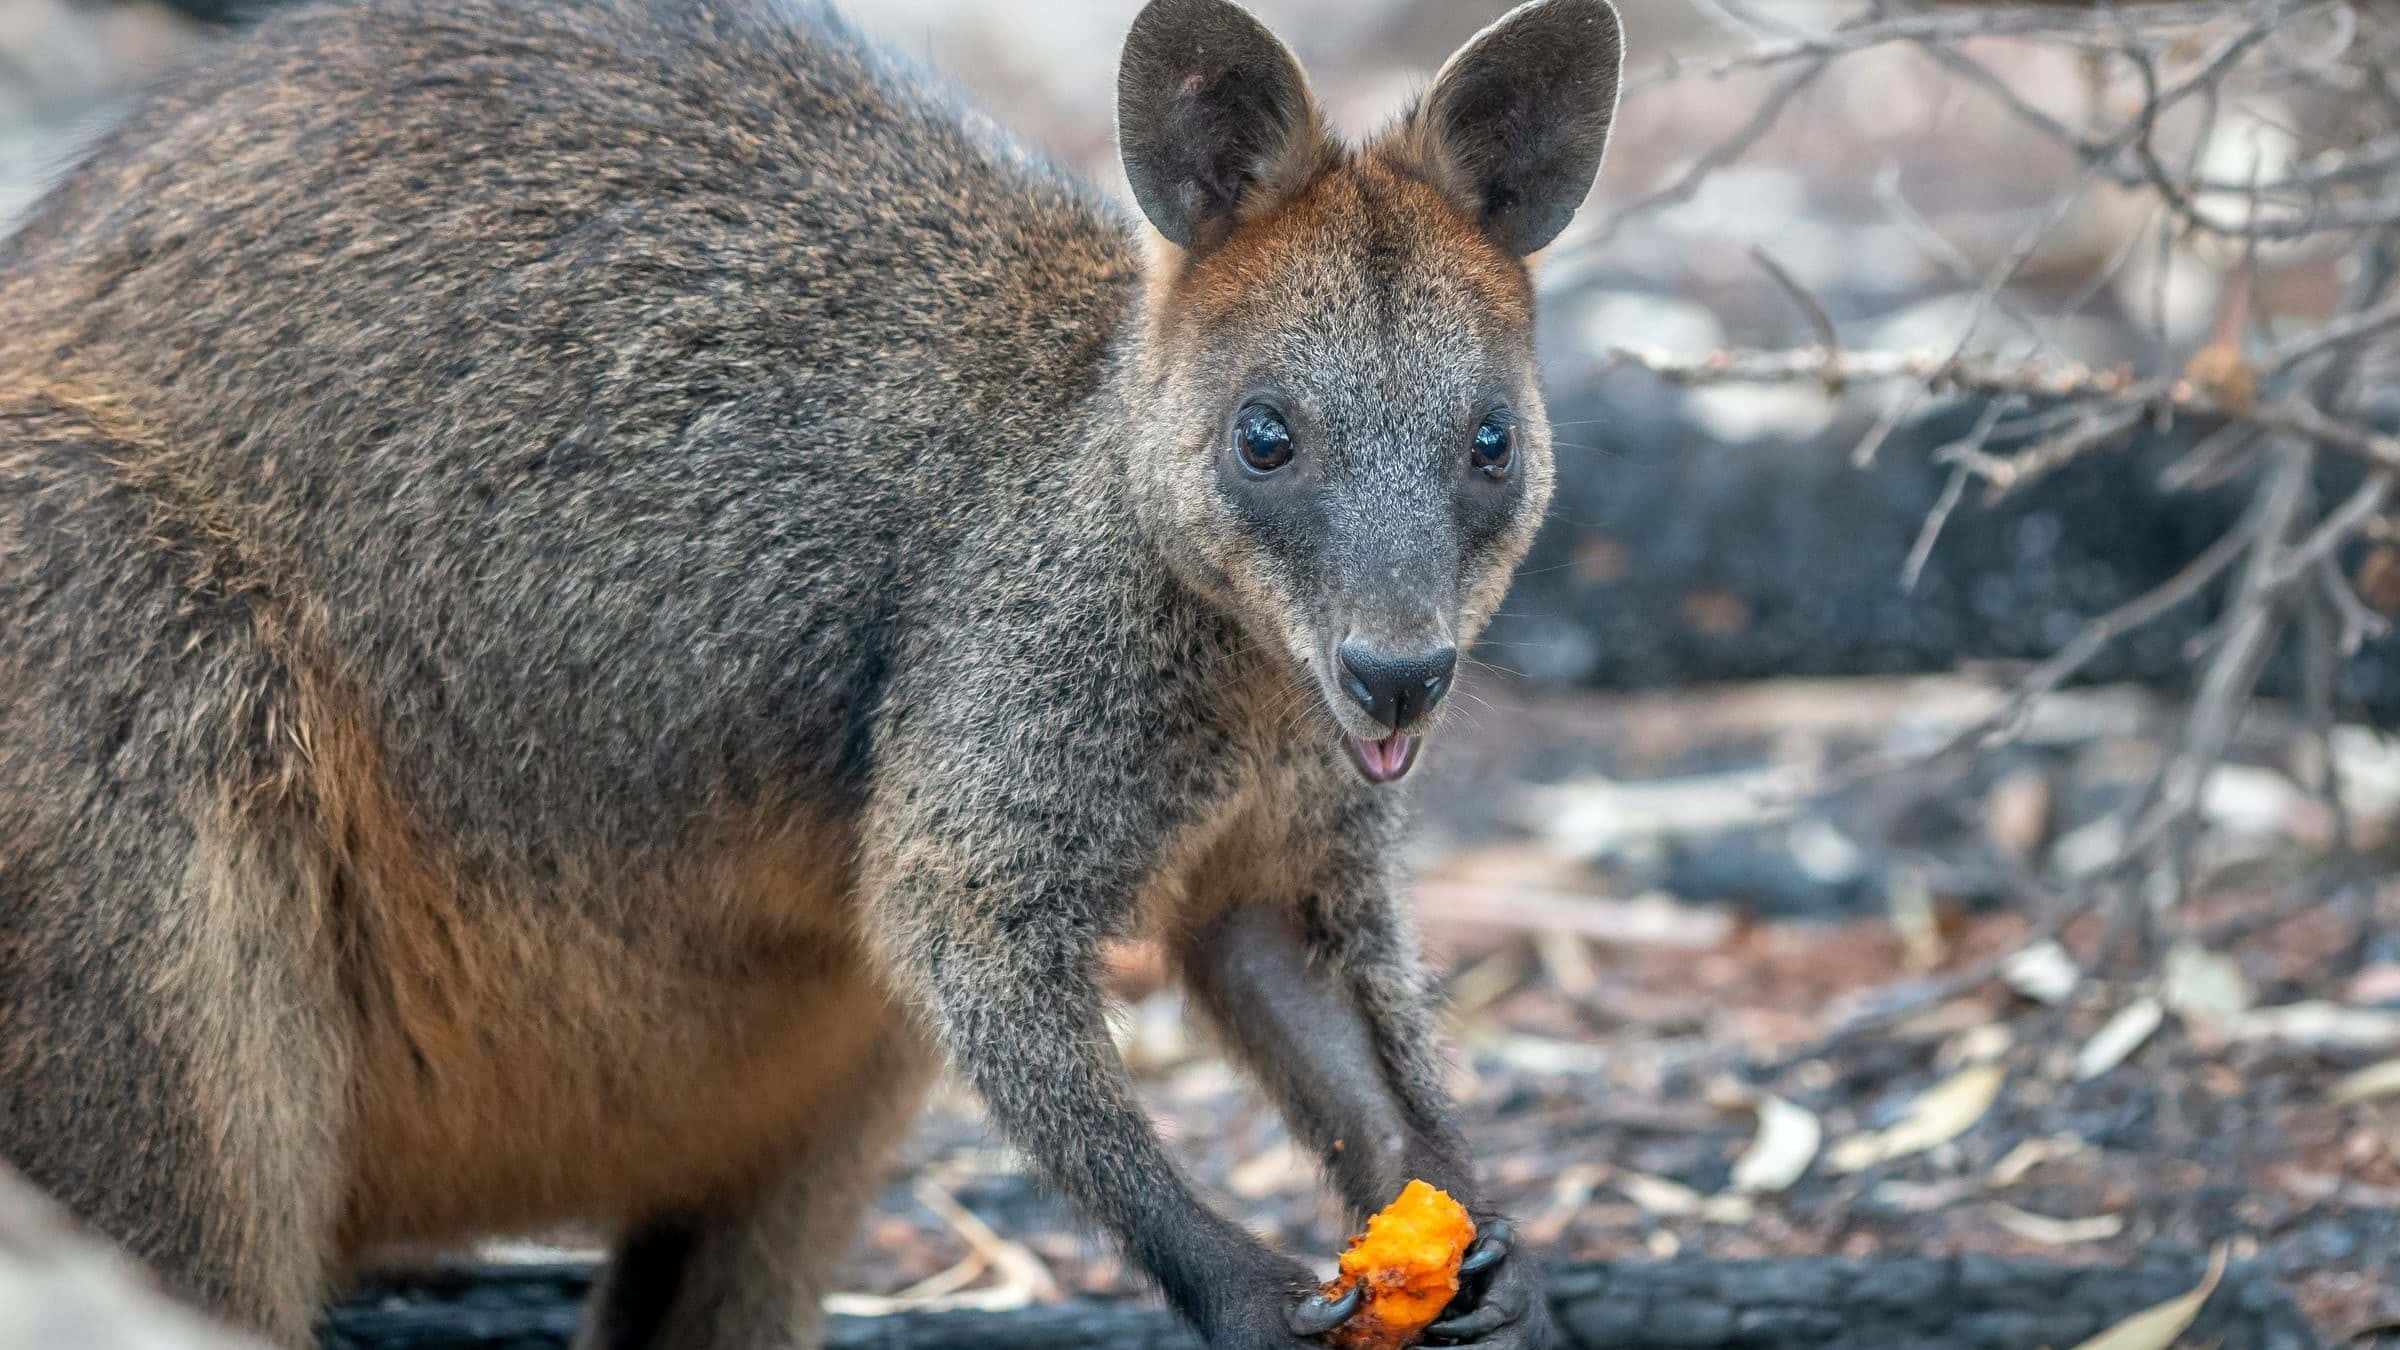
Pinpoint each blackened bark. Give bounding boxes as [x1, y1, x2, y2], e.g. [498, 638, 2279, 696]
[317, 1251, 2321, 1350]
[1493, 375, 2400, 718]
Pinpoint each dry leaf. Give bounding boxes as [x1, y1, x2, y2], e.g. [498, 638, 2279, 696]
[2068, 1244, 2227, 1350]
[1534, 929, 1602, 999]
[1887, 867, 1944, 971]
[2357, 545, 2400, 618]
[1518, 768, 1808, 860]
[2002, 940, 2081, 1006]
[2228, 1001, 2400, 1049]
[1988, 1134, 2089, 1188]
[2054, 815, 2128, 878]
[1984, 767, 2053, 863]
[1613, 1171, 1754, 1224]
[1873, 1177, 1979, 1212]
[2076, 998, 2165, 1081]
[1889, 996, 2002, 1043]
[2162, 942, 2252, 1025]
[1941, 1022, 2015, 1069]
[1546, 1163, 1611, 1213]
[2332, 1058, 2400, 1104]
[1731, 1094, 1822, 1194]
[1789, 818, 1867, 883]
[1613, 1171, 1703, 1215]
[1829, 1063, 2005, 1173]
[2182, 342, 2255, 416]
[2199, 763, 2310, 839]
[1447, 951, 1527, 1015]
[1989, 1201, 2125, 1246]
[1470, 1032, 1612, 1076]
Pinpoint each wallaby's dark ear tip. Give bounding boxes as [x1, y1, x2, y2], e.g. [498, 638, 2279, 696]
[1405, 0, 1626, 256]
[1116, 0, 1320, 250]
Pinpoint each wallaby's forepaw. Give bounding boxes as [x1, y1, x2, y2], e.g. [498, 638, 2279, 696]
[1422, 1217, 1555, 1348]
[1194, 1257, 1353, 1350]
[1286, 1282, 1364, 1337]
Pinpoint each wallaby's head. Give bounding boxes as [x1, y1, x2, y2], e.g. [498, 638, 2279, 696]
[1116, 0, 1620, 785]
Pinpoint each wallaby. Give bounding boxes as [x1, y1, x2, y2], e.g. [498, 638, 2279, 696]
[0, 0, 1622, 1345]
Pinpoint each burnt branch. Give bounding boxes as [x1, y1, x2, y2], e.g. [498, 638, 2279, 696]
[1598, 0, 2400, 950]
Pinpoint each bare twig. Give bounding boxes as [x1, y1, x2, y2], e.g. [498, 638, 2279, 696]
[2270, 473, 2393, 590]
[1749, 244, 1840, 375]
[2266, 291, 2400, 377]
[1607, 0, 2400, 955]
[2123, 438, 2314, 868]
[2318, 557, 2392, 656]
[1628, 2, 2234, 94]
[1597, 58, 1827, 238]
[1606, 346, 2400, 474]
[1903, 463, 1973, 593]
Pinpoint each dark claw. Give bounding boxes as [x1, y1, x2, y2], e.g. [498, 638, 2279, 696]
[1286, 1282, 1364, 1337]
[1424, 1298, 1519, 1344]
[1457, 1218, 1514, 1277]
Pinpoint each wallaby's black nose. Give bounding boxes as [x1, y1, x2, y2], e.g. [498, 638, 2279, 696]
[1337, 641, 1458, 730]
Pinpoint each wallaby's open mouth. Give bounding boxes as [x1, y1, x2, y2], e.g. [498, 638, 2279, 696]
[1343, 732, 1420, 785]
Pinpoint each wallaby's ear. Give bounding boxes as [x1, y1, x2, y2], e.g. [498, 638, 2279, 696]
[1396, 0, 1623, 256]
[1117, 0, 1329, 250]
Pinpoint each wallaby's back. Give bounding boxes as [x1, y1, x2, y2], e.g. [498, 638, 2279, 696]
[0, 0, 1140, 857]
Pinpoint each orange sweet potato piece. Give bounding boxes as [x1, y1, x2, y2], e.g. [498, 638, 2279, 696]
[1319, 1179, 1476, 1349]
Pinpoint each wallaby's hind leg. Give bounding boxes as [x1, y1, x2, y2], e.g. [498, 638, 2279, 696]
[0, 807, 352, 1347]
[576, 1010, 935, 1350]
[0, 403, 353, 1347]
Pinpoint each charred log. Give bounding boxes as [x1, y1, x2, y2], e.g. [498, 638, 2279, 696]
[1490, 378, 2400, 719]
[317, 1252, 2323, 1350]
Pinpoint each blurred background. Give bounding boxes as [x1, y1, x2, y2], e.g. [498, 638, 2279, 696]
[6, 0, 2399, 1345]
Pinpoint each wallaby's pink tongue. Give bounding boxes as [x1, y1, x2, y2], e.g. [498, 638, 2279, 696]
[1347, 733, 1418, 784]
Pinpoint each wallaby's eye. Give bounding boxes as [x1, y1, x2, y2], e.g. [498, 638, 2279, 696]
[1233, 404, 1295, 474]
[1471, 416, 1513, 478]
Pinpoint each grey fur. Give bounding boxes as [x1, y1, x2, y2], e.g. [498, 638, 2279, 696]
[0, 0, 1620, 1346]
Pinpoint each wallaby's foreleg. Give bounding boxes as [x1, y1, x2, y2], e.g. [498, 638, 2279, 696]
[861, 790, 1341, 1346]
[574, 1007, 936, 1350]
[1176, 900, 1553, 1347]
[1175, 902, 1467, 1211]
